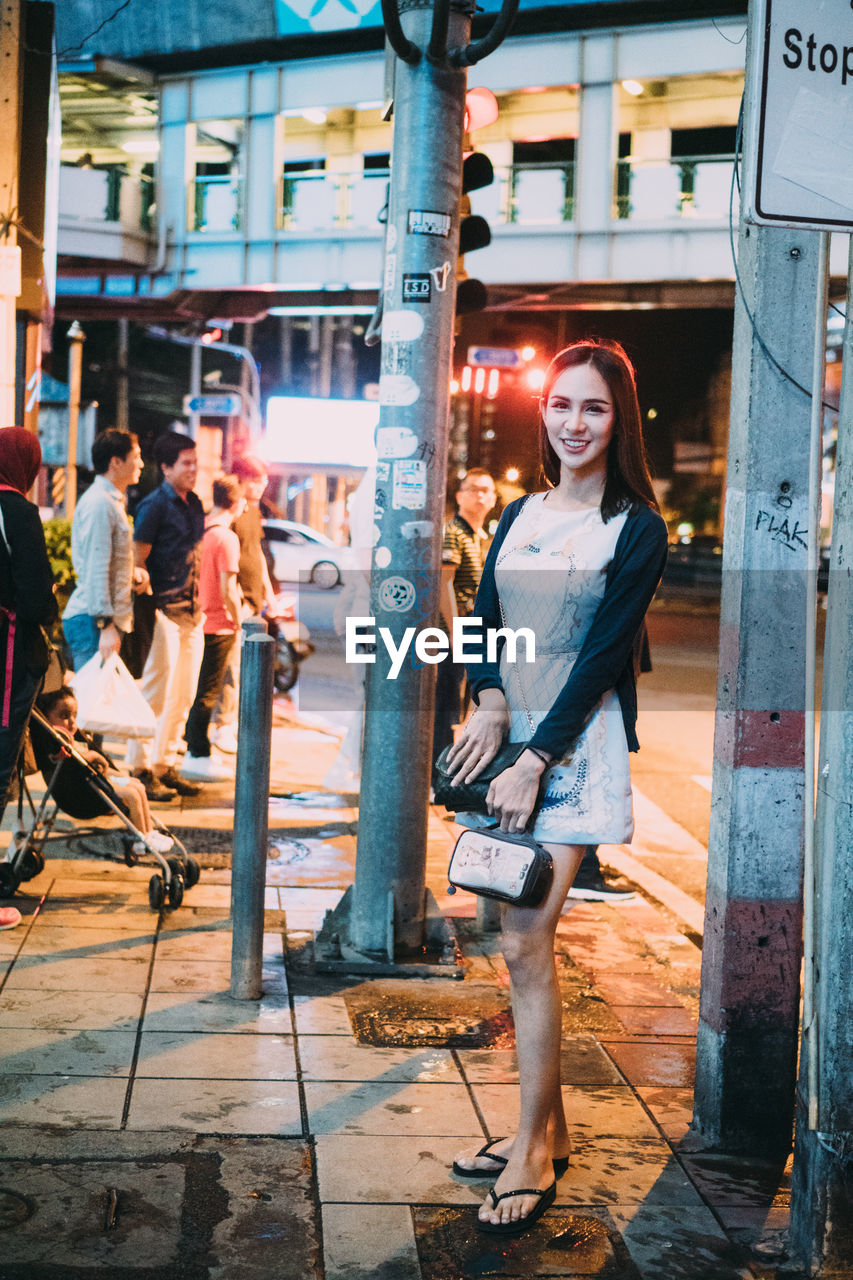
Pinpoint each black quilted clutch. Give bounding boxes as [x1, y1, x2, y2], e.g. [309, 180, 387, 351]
[433, 741, 530, 813]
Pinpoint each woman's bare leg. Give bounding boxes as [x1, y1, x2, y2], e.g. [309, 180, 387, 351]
[477, 841, 585, 1226]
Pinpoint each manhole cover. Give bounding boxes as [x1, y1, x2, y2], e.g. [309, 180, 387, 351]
[0, 1190, 31, 1230]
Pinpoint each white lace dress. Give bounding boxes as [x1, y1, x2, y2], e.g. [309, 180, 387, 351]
[462, 493, 635, 846]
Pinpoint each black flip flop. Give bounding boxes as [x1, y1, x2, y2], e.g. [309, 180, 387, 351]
[476, 1180, 557, 1236]
[452, 1136, 509, 1179]
[453, 1141, 570, 1181]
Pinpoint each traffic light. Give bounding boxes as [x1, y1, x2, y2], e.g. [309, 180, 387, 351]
[456, 88, 498, 317]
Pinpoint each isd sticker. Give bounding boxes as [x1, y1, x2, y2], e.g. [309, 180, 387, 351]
[402, 273, 431, 303]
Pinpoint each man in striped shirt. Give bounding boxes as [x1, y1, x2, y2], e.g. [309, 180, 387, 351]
[433, 468, 496, 763]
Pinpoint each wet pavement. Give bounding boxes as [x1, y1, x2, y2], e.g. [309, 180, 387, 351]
[0, 702, 795, 1278]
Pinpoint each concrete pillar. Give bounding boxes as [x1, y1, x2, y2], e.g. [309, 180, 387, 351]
[691, 218, 821, 1155]
[575, 34, 617, 280]
[789, 236, 853, 1273]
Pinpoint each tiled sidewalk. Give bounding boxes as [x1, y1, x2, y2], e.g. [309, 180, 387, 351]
[0, 713, 791, 1278]
[0, 850, 789, 1279]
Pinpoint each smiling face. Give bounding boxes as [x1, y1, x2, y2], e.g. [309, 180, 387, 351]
[109, 441, 143, 492]
[541, 361, 615, 481]
[161, 448, 198, 497]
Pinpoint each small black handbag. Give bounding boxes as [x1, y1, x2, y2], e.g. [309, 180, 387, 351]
[447, 824, 554, 906]
[433, 740, 530, 813]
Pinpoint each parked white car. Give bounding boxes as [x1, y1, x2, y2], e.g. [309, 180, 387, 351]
[262, 519, 353, 589]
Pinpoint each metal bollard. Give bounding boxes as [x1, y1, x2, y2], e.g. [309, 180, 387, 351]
[230, 630, 275, 999]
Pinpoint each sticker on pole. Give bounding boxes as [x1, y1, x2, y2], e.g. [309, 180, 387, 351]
[407, 209, 452, 237]
[378, 576, 417, 612]
[379, 374, 420, 406]
[376, 426, 418, 458]
[384, 310, 425, 340]
[392, 459, 428, 510]
[402, 274, 432, 303]
[744, 0, 853, 230]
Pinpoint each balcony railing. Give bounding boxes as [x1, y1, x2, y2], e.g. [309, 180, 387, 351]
[281, 169, 389, 230]
[183, 154, 737, 237]
[59, 166, 155, 231]
[191, 175, 243, 232]
[614, 154, 737, 221]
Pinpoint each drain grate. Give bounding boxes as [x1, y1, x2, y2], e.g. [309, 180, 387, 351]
[345, 980, 514, 1049]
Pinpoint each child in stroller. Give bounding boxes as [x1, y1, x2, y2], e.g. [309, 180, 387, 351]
[0, 688, 199, 910]
[39, 686, 172, 857]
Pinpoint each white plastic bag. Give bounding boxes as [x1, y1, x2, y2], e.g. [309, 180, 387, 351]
[70, 652, 156, 739]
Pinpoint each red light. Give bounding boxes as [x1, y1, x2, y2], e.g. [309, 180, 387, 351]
[464, 86, 499, 133]
[201, 328, 223, 345]
[461, 366, 472, 392]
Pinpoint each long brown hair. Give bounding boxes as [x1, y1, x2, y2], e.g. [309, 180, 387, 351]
[538, 339, 658, 521]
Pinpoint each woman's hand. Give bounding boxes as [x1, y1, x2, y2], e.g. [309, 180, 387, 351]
[445, 689, 509, 784]
[488, 749, 550, 833]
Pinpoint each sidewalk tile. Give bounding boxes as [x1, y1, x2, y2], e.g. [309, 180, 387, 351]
[610, 1203, 752, 1279]
[149, 958, 235, 992]
[552, 1139, 701, 1207]
[0, 1157, 184, 1270]
[412, 1205, 634, 1278]
[18, 924, 156, 960]
[610, 1005, 698, 1036]
[3, 954, 150, 994]
[153, 926, 233, 962]
[292, 992, 353, 1035]
[473, 1084, 659, 1141]
[136, 1030, 297, 1079]
[0, 1074, 127, 1127]
[0, 1027, 136, 1076]
[0, 988, 143, 1030]
[203, 1136, 321, 1280]
[298, 1037, 459, 1083]
[126, 1078, 302, 1134]
[323, 1204, 420, 1280]
[600, 1039, 695, 1088]
[457, 1037, 624, 1086]
[29, 901, 158, 930]
[678, 1153, 791, 1209]
[315, 1136, 485, 1204]
[173, 883, 233, 908]
[637, 1086, 695, 1143]
[305, 1081, 482, 1136]
[590, 973, 685, 1006]
[143, 990, 293, 1035]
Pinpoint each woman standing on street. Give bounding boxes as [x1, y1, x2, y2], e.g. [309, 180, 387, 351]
[446, 339, 668, 1236]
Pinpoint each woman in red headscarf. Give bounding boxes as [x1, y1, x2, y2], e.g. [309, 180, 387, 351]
[0, 428, 58, 843]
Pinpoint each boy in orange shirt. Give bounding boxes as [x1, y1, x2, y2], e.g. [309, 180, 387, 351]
[181, 476, 245, 781]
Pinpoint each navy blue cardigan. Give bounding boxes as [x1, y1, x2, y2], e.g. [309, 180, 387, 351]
[466, 496, 668, 759]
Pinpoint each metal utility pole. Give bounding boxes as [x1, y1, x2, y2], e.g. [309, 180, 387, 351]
[64, 322, 86, 519]
[116, 318, 130, 432]
[315, 0, 517, 970]
[691, 7, 825, 1155]
[789, 234, 853, 1275]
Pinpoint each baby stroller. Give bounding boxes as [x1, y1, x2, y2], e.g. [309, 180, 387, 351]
[0, 707, 200, 911]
